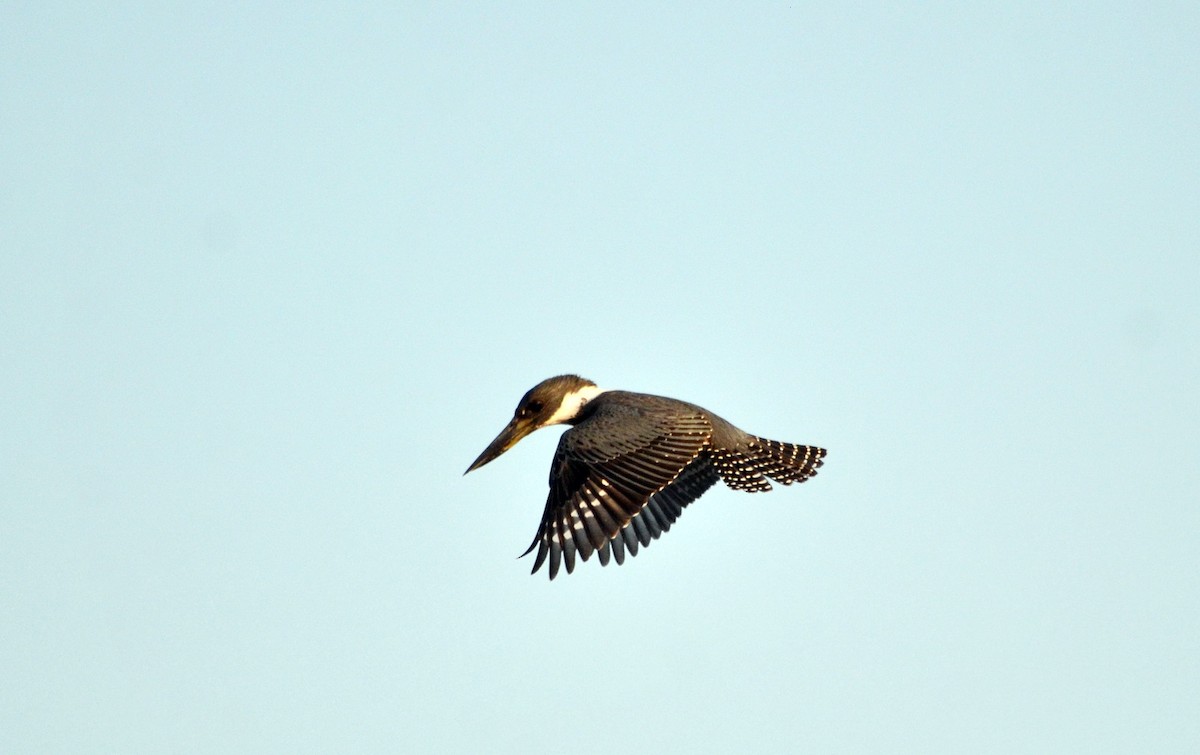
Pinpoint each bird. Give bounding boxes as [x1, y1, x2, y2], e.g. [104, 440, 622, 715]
[465, 375, 827, 579]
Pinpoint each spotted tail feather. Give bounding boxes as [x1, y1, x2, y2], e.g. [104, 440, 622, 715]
[711, 438, 826, 492]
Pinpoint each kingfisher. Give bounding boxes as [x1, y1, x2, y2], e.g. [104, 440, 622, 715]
[465, 375, 827, 579]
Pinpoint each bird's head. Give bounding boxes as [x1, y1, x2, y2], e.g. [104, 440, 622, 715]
[465, 375, 603, 474]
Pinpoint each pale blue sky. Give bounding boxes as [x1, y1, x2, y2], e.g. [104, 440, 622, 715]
[2, 3, 1198, 752]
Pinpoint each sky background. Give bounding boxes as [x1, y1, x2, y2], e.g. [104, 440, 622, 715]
[2, 2, 1198, 752]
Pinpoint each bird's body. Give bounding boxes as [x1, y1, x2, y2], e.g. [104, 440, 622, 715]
[466, 375, 826, 579]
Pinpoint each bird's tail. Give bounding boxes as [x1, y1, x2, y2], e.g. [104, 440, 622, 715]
[710, 438, 826, 492]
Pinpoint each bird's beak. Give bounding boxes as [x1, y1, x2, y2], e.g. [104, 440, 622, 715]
[465, 417, 536, 474]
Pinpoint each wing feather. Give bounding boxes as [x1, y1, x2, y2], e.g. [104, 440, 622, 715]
[610, 533, 625, 565]
[522, 394, 714, 578]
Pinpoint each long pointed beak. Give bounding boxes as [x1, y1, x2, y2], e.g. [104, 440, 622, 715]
[465, 418, 536, 474]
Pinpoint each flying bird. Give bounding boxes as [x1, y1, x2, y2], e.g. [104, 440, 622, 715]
[465, 375, 827, 579]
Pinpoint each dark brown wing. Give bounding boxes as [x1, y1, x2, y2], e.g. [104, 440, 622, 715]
[597, 455, 722, 568]
[521, 394, 714, 579]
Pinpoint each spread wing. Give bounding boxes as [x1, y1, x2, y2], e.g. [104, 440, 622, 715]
[521, 398, 715, 579]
